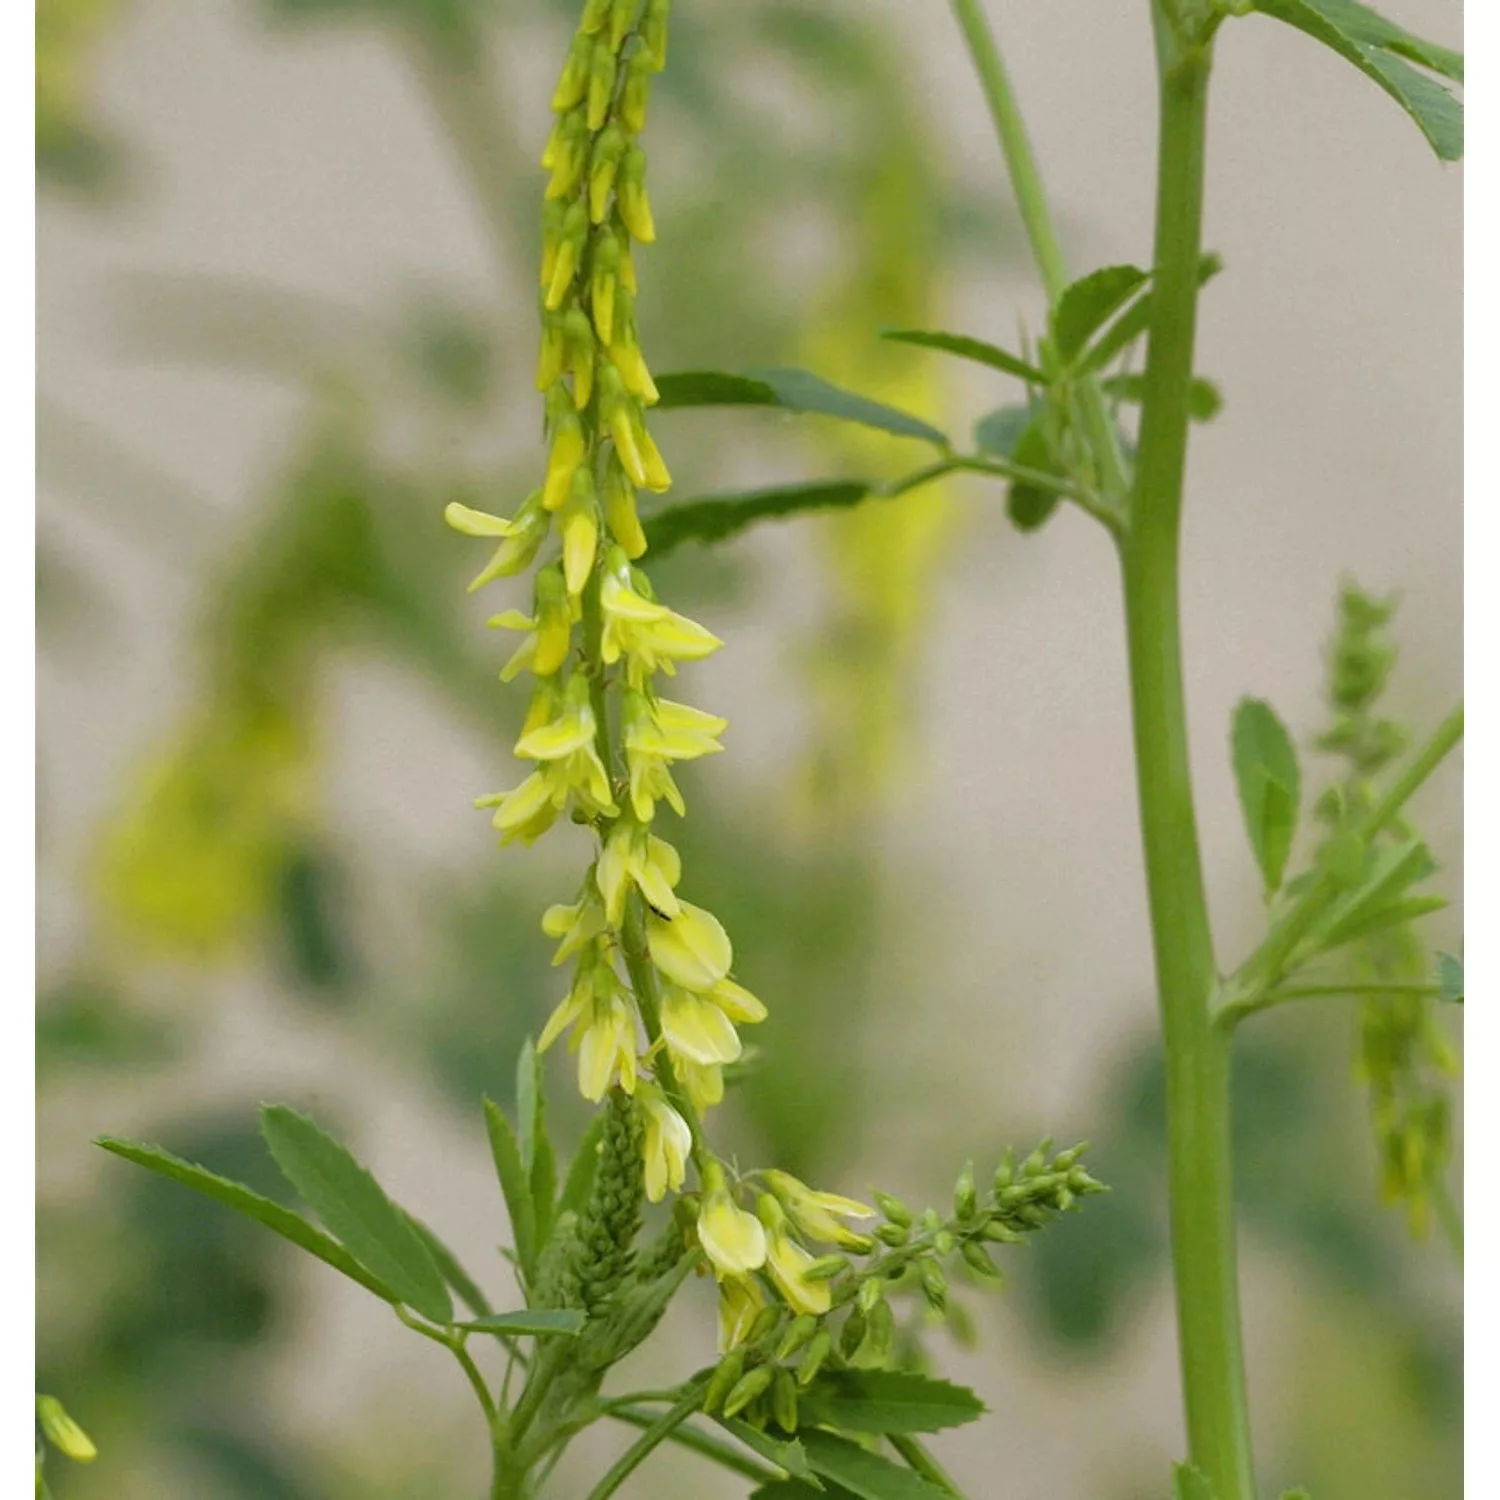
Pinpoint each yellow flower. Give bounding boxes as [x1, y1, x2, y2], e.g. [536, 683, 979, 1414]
[647, 901, 732, 992]
[596, 817, 681, 926]
[446, 491, 550, 592]
[697, 1164, 767, 1277]
[762, 1170, 873, 1249]
[36, 1395, 97, 1465]
[560, 469, 600, 596]
[540, 880, 606, 966]
[602, 453, 647, 560]
[660, 985, 742, 1069]
[539, 960, 638, 1102]
[511, 674, 616, 817]
[488, 564, 575, 680]
[477, 771, 561, 846]
[679, 1059, 724, 1114]
[599, 553, 719, 685]
[622, 690, 725, 821]
[542, 386, 588, 506]
[758, 1195, 832, 1317]
[638, 1083, 692, 1202]
[717, 1274, 767, 1352]
[710, 976, 767, 1024]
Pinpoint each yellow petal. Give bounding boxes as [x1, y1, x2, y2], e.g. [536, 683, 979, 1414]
[648, 902, 733, 992]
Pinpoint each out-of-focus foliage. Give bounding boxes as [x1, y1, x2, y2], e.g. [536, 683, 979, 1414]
[37, 0, 122, 189]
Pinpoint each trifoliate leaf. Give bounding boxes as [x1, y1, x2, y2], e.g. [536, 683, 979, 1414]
[260, 1106, 452, 1325]
[1232, 698, 1302, 895]
[1076, 253, 1223, 375]
[879, 328, 1045, 385]
[1052, 265, 1149, 364]
[96, 1136, 401, 1305]
[1436, 951, 1463, 1004]
[1248, 0, 1462, 160]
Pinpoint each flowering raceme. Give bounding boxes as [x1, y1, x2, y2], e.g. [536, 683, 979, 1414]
[444, 0, 876, 1345]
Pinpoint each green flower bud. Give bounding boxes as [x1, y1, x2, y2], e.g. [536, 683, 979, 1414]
[992, 1149, 1016, 1191]
[873, 1190, 911, 1227]
[607, 0, 636, 52]
[616, 143, 655, 243]
[589, 124, 626, 224]
[722, 1363, 775, 1420]
[545, 110, 591, 201]
[586, 41, 618, 132]
[1020, 1140, 1052, 1178]
[981, 1219, 1023, 1244]
[933, 1229, 954, 1257]
[562, 305, 597, 408]
[777, 1313, 819, 1360]
[619, 49, 653, 134]
[839, 1309, 867, 1358]
[639, 0, 670, 71]
[702, 1349, 745, 1414]
[747, 1302, 782, 1345]
[589, 227, 623, 344]
[919, 1259, 947, 1312]
[797, 1328, 833, 1386]
[37, 1398, 97, 1465]
[953, 1161, 978, 1221]
[545, 202, 591, 310]
[962, 1240, 1000, 1278]
[579, 0, 612, 36]
[876, 1222, 909, 1248]
[551, 32, 593, 113]
[856, 1277, 883, 1314]
[866, 1297, 895, 1359]
[802, 1253, 848, 1282]
[772, 1367, 800, 1433]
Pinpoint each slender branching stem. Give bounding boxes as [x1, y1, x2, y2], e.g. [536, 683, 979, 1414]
[890, 1434, 963, 1494]
[605, 1408, 782, 1484]
[583, 1390, 705, 1500]
[947, 0, 1130, 501]
[1120, 21, 1257, 1499]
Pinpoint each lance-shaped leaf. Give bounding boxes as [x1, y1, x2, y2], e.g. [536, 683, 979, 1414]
[878, 328, 1045, 385]
[644, 480, 875, 556]
[484, 1096, 537, 1286]
[516, 1039, 557, 1253]
[1249, 0, 1462, 161]
[1232, 698, 1302, 895]
[1436, 951, 1463, 1004]
[1077, 253, 1224, 375]
[1308, 837, 1437, 953]
[95, 1137, 399, 1305]
[1052, 265, 1149, 364]
[653, 368, 948, 447]
[798, 1430, 949, 1500]
[260, 1106, 452, 1325]
[713, 1418, 820, 1484]
[1100, 372, 1223, 421]
[457, 1309, 586, 1337]
[798, 1370, 985, 1435]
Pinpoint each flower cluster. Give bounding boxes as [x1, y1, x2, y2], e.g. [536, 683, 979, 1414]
[445, 0, 877, 1337]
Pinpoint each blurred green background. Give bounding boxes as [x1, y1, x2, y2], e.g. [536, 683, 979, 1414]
[36, 1, 1461, 1496]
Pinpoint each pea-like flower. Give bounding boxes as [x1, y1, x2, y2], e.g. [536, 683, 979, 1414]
[660, 985, 742, 1069]
[637, 1083, 692, 1202]
[511, 673, 615, 816]
[717, 1273, 767, 1352]
[538, 959, 638, 1102]
[599, 549, 720, 686]
[622, 690, 725, 821]
[445, 491, 550, 593]
[758, 1195, 832, 1317]
[646, 900, 733, 992]
[596, 816, 681, 926]
[762, 1169, 874, 1249]
[697, 1163, 767, 1277]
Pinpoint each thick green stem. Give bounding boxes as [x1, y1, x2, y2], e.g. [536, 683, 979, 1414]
[1121, 28, 1255, 1500]
[947, 0, 1129, 501]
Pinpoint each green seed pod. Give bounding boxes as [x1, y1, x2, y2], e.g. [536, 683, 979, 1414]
[797, 1329, 833, 1386]
[722, 1364, 775, 1420]
[772, 1367, 800, 1433]
[702, 1350, 745, 1415]
[873, 1190, 911, 1227]
[802, 1253, 848, 1282]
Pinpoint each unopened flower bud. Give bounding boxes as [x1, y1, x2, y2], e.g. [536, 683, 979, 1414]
[586, 41, 618, 132]
[797, 1328, 833, 1386]
[962, 1240, 1000, 1278]
[619, 49, 653, 133]
[802, 1253, 848, 1282]
[546, 202, 591, 310]
[702, 1349, 744, 1414]
[919, 1259, 948, 1312]
[602, 454, 647, 558]
[37, 1397, 97, 1464]
[616, 143, 656, 243]
[772, 1366, 800, 1433]
[640, 0, 670, 71]
[777, 1313, 819, 1360]
[551, 33, 593, 113]
[589, 124, 626, 224]
[722, 1363, 775, 1420]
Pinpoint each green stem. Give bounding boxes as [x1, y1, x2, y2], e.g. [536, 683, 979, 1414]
[584, 1390, 704, 1500]
[1120, 25, 1255, 1500]
[890, 1434, 963, 1495]
[947, 0, 1130, 501]
[1221, 979, 1444, 1027]
[605, 1408, 782, 1485]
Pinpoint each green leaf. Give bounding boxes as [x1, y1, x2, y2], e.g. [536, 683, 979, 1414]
[1249, 0, 1462, 160]
[1310, 837, 1436, 951]
[713, 1419, 819, 1483]
[260, 1106, 453, 1325]
[1279, 1489, 1313, 1500]
[654, 367, 948, 447]
[94, 1137, 398, 1305]
[878, 328, 1045, 385]
[559, 1112, 607, 1219]
[1436, 951, 1463, 1004]
[1173, 1463, 1217, 1500]
[798, 1430, 948, 1500]
[1100, 372, 1223, 421]
[404, 1212, 492, 1318]
[798, 1370, 985, 1435]
[644, 481, 875, 557]
[1327, 893, 1447, 947]
[1077, 253, 1224, 375]
[457, 1309, 586, 1337]
[1232, 698, 1302, 895]
[484, 1096, 537, 1286]
[1052, 265, 1149, 364]
[751, 1485, 846, 1500]
[1006, 421, 1064, 532]
[972, 404, 1033, 457]
[516, 1040, 557, 1253]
